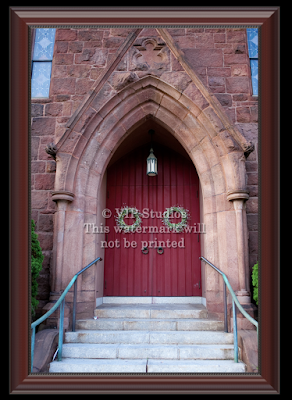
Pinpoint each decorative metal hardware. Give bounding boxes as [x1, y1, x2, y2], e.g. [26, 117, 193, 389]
[142, 246, 149, 255]
[157, 247, 164, 255]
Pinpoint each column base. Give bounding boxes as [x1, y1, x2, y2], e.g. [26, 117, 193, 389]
[236, 290, 251, 304]
[230, 302, 258, 331]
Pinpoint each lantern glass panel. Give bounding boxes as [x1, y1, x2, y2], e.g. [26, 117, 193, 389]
[147, 148, 157, 176]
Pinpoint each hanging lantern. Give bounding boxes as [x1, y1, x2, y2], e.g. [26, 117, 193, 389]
[147, 147, 158, 176]
[146, 129, 157, 176]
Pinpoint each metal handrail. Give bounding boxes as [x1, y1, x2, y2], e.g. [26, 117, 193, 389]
[199, 256, 258, 363]
[30, 257, 102, 373]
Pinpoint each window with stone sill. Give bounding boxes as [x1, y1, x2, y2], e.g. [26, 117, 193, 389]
[246, 28, 258, 96]
[31, 28, 56, 98]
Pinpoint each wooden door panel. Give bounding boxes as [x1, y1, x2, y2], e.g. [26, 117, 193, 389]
[104, 143, 201, 297]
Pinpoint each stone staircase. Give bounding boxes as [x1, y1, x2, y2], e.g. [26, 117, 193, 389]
[49, 297, 246, 373]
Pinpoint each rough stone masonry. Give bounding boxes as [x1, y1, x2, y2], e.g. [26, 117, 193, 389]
[31, 27, 258, 320]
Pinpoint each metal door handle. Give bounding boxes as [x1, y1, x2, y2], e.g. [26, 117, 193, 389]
[157, 247, 164, 255]
[142, 246, 149, 255]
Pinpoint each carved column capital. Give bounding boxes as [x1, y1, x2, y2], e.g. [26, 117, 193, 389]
[51, 190, 75, 203]
[226, 189, 249, 202]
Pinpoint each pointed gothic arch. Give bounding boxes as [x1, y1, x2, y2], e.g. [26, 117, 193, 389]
[55, 74, 249, 194]
[51, 74, 252, 320]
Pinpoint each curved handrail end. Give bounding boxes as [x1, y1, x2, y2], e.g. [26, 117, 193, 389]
[199, 256, 258, 330]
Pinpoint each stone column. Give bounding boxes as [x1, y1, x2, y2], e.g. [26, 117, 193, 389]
[226, 190, 251, 304]
[51, 190, 75, 293]
[41, 190, 74, 329]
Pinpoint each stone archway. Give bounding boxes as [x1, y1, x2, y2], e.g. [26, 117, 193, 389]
[49, 74, 253, 322]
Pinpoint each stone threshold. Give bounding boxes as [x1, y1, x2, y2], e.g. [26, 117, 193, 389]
[96, 296, 206, 306]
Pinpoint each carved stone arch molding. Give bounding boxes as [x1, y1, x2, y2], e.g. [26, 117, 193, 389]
[55, 74, 252, 196]
[50, 28, 254, 320]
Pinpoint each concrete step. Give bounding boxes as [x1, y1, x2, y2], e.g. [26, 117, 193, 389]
[65, 330, 234, 345]
[94, 303, 208, 319]
[76, 318, 224, 331]
[61, 343, 237, 360]
[49, 358, 246, 373]
[147, 359, 246, 373]
[49, 358, 147, 373]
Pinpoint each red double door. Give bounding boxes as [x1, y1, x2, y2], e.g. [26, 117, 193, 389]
[104, 143, 202, 297]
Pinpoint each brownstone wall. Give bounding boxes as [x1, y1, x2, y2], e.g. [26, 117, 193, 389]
[31, 27, 258, 316]
[31, 102, 56, 316]
[170, 29, 259, 286]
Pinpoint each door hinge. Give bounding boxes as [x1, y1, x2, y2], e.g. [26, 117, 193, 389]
[104, 280, 107, 289]
[198, 233, 200, 242]
[199, 279, 201, 289]
[107, 190, 109, 198]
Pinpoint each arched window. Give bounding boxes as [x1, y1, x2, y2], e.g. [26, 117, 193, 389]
[31, 28, 56, 98]
[246, 28, 258, 96]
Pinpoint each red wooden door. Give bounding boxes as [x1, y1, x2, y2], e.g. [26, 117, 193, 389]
[104, 143, 201, 297]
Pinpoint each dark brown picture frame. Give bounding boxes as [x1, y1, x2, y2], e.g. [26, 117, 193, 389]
[9, 6, 280, 394]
